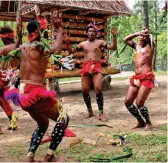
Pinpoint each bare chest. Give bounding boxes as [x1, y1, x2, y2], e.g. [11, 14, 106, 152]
[83, 42, 102, 53]
[21, 42, 45, 61]
[136, 44, 151, 56]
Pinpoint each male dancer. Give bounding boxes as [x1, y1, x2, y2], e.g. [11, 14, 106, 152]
[0, 26, 21, 130]
[123, 27, 155, 130]
[73, 23, 117, 121]
[17, 11, 69, 162]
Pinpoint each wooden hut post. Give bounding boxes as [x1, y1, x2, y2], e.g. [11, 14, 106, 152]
[16, 1, 22, 44]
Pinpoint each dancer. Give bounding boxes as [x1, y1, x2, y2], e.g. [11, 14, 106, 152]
[0, 26, 21, 130]
[72, 23, 117, 121]
[123, 27, 156, 130]
[8, 11, 69, 162]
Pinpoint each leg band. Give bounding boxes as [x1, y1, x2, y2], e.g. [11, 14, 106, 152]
[49, 113, 69, 151]
[96, 93, 104, 114]
[83, 93, 92, 112]
[127, 104, 143, 120]
[139, 106, 151, 124]
[28, 127, 47, 153]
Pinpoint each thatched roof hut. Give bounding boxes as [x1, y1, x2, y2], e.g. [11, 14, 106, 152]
[0, 1, 132, 78]
[0, 0, 131, 21]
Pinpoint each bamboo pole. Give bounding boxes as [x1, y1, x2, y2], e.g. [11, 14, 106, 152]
[16, 0, 22, 44]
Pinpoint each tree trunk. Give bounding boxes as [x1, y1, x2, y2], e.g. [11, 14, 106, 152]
[142, 0, 149, 28]
[153, 1, 158, 71]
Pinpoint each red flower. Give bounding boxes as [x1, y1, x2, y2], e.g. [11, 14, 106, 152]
[37, 15, 48, 30]
[27, 30, 39, 42]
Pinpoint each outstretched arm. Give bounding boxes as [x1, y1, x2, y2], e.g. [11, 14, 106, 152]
[0, 36, 22, 56]
[0, 46, 10, 56]
[67, 42, 83, 54]
[50, 11, 63, 54]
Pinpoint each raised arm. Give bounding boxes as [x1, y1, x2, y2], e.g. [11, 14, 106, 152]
[0, 46, 11, 56]
[0, 36, 22, 57]
[123, 32, 141, 49]
[102, 28, 118, 50]
[50, 11, 63, 54]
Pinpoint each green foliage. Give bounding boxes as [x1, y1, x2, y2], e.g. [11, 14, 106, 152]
[159, 124, 167, 131]
[127, 133, 167, 146]
[107, 15, 140, 65]
[107, 0, 167, 70]
[0, 1, 166, 70]
[157, 31, 167, 60]
[8, 146, 24, 157]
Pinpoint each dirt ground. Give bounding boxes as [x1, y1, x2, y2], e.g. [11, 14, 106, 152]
[0, 74, 167, 162]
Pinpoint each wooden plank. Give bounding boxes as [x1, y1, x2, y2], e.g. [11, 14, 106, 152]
[63, 29, 105, 36]
[58, 7, 71, 12]
[8, 0, 10, 13]
[45, 66, 120, 78]
[79, 10, 91, 15]
[62, 21, 105, 30]
[64, 36, 86, 42]
[62, 14, 106, 22]
[61, 51, 109, 58]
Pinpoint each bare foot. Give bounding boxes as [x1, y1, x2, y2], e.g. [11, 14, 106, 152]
[43, 154, 64, 162]
[24, 156, 35, 162]
[99, 113, 107, 122]
[145, 123, 152, 131]
[132, 120, 146, 129]
[87, 112, 94, 118]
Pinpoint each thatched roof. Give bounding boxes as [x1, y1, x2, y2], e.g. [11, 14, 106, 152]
[25, 0, 131, 16]
[0, 0, 131, 21]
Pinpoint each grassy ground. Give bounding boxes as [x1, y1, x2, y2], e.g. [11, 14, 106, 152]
[154, 71, 167, 75]
[24, 124, 167, 162]
[5, 124, 167, 162]
[1, 73, 166, 162]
